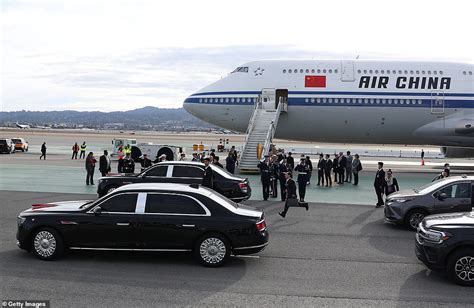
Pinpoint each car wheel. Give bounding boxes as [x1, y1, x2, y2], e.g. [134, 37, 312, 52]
[195, 233, 230, 267]
[31, 228, 64, 261]
[405, 209, 426, 231]
[106, 185, 119, 194]
[447, 248, 474, 286]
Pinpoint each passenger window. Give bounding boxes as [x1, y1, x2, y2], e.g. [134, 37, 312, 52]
[172, 166, 204, 178]
[145, 166, 167, 177]
[145, 194, 206, 215]
[438, 183, 471, 199]
[99, 194, 137, 213]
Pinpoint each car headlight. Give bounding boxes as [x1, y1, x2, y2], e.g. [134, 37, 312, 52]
[419, 225, 452, 244]
[17, 216, 26, 226]
[387, 198, 413, 205]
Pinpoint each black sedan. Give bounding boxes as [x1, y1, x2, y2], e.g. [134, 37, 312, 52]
[97, 161, 251, 201]
[17, 183, 268, 267]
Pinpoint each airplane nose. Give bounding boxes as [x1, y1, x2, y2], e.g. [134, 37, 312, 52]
[183, 95, 198, 117]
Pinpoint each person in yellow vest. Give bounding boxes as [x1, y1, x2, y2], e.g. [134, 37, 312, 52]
[79, 142, 87, 159]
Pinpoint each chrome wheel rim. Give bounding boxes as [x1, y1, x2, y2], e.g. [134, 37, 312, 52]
[455, 256, 474, 282]
[199, 237, 226, 264]
[33, 231, 57, 258]
[409, 213, 424, 229]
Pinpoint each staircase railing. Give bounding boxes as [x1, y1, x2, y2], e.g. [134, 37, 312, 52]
[240, 97, 261, 162]
[262, 101, 283, 156]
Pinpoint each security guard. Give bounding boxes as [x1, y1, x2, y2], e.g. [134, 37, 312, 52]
[294, 157, 310, 202]
[278, 158, 290, 201]
[257, 155, 271, 201]
[79, 142, 87, 159]
[122, 153, 135, 173]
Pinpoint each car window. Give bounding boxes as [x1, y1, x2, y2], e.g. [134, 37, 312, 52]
[99, 193, 137, 212]
[145, 193, 206, 215]
[172, 166, 204, 178]
[145, 166, 167, 177]
[438, 183, 471, 199]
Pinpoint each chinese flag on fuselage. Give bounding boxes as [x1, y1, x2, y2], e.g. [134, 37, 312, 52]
[305, 75, 326, 88]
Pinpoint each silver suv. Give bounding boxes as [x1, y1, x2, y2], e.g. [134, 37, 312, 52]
[385, 175, 473, 230]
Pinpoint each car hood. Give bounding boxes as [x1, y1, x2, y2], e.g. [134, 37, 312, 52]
[24, 200, 94, 213]
[387, 189, 418, 199]
[423, 211, 474, 229]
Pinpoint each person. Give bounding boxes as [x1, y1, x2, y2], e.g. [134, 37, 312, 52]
[305, 155, 313, 185]
[269, 155, 278, 198]
[257, 155, 271, 201]
[324, 154, 333, 187]
[202, 157, 214, 188]
[332, 153, 339, 183]
[79, 142, 87, 159]
[352, 154, 362, 185]
[117, 146, 124, 173]
[39, 142, 47, 160]
[374, 162, 387, 208]
[99, 150, 111, 176]
[71, 142, 79, 159]
[140, 153, 152, 171]
[432, 170, 448, 182]
[225, 152, 236, 174]
[385, 169, 399, 196]
[213, 156, 223, 168]
[345, 151, 353, 183]
[338, 152, 346, 184]
[444, 163, 450, 176]
[154, 154, 167, 163]
[85, 152, 97, 185]
[192, 153, 199, 162]
[317, 153, 325, 186]
[421, 149, 425, 160]
[294, 157, 310, 202]
[287, 152, 295, 170]
[279, 172, 308, 218]
[122, 153, 135, 173]
[278, 158, 290, 201]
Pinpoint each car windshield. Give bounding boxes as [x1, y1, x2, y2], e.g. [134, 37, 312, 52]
[414, 178, 450, 194]
[11, 139, 20, 143]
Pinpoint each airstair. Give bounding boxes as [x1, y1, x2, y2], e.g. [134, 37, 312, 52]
[239, 90, 287, 173]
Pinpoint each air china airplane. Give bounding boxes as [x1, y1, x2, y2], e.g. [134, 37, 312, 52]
[183, 60, 474, 157]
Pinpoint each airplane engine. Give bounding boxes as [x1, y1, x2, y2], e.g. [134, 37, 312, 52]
[440, 146, 474, 158]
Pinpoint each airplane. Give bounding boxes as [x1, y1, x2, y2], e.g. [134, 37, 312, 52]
[15, 122, 30, 129]
[183, 59, 474, 157]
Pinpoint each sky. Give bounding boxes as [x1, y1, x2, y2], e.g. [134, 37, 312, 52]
[1, 0, 473, 112]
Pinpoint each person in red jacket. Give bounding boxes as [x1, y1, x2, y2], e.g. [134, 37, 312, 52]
[85, 152, 97, 185]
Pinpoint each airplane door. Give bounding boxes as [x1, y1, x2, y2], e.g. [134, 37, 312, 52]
[431, 91, 445, 115]
[275, 89, 288, 112]
[260, 88, 275, 110]
[340, 60, 355, 82]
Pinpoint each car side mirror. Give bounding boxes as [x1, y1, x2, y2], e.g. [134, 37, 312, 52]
[93, 206, 102, 216]
[438, 192, 447, 201]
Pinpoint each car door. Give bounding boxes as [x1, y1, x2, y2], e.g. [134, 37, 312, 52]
[433, 182, 472, 214]
[141, 165, 169, 183]
[169, 165, 204, 185]
[69, 193, 140, 248]
[136, 192, 210, 249]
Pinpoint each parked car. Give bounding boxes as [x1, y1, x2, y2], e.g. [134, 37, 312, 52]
[11, 138, 29, 152]
[415, 212, 474, 286]
[97, 161, 251, 201]
[0, 138, 15, 154]
[385, 175, 474, 230]
[16, 183, 268, 266]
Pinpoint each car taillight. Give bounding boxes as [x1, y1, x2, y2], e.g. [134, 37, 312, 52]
[255, 219, 266, 232]
[239, 182, 248, 192]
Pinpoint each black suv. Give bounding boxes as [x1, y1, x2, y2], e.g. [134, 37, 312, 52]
[98, 161, 251, 201]
[415, 212, 474, 286]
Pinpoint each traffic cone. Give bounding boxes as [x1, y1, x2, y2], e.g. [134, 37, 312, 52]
[421, 159, 425, 166]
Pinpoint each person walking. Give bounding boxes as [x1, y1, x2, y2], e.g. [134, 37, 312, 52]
[79, 142, 87, 159]
[71, 142, 79, 159]
[279, 172, 308, 218]
[85, 152, 97, 185]
[374, 162, 387, 208]
[39, 142, 47, 160]
[324, 154, 333, 187]
[317, 153, 325, 186]
[345, 151, 353, 183]
[257, 155, 271, 201]
[294, 157, 310, 202]
[352, 154, 362, 185]
[202, 157, 214, 189]
[385, 169, 400, 197]
[225, 152, 236, 174]
[99, 150, 111, 176]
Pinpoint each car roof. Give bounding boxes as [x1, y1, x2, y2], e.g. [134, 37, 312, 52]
[438, 175, 474, 183]
[156, 161, 204, 166]
[113, 183, 213, 196]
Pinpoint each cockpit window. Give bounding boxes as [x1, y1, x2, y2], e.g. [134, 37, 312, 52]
[231, 67, 249, 73]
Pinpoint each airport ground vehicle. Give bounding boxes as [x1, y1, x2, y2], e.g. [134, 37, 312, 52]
[97, 161, 251, 201]
[415, 212, 474, 286]
[0, 139, 15, 154]
[111, 138, 181, 161]
[11, 138, 29, 152]
[385, 176, 474, 230]
[16, 183, 268, 267]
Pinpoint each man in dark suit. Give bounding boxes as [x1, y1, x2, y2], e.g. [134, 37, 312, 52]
[338, 152, 346, 184]
[99, 150, 111, 176]
[287, 152, 295, 170]
[140, 154, 152, 172]
[294, 157, 310, 202]
[279, 172, 308, 218]
[202, 158, 214, 188]
[317, 153, 325, 186]
[225, 152, 236, 174]
[257, 155, 271, 201]
[374, 162, 387, 207]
